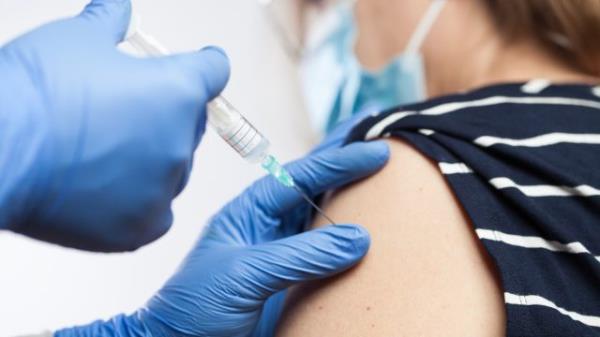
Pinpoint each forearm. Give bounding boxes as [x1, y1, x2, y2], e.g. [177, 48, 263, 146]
[0, 50, 48, 231]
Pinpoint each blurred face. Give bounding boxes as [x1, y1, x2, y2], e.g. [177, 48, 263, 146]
[281, 0, 451, 133]
[267, 0, 460, 67]
[353, 0, 433, 70]
[294, 0, 570, 105]
[351, 0, 494, 97]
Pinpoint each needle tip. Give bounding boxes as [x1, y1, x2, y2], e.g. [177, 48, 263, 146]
[293, 185, 337, 225]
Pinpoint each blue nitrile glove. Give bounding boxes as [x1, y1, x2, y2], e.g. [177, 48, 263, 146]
[54, 140, 390, 337]
[0, 0, 230, 251]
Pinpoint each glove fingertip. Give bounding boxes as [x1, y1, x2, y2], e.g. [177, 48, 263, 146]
[368, 140, 391, 165]
[200, 45, 227, 58]
[324, 224, 371, 259]
[341, 140, 391, 169]
[196, 46, 231, 98]
[81, 0, 132, 44]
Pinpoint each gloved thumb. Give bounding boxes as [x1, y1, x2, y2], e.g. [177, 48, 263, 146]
[243, 224, 370, 300]
[166, 46, 231, 100]
[79, 0, 132, 44]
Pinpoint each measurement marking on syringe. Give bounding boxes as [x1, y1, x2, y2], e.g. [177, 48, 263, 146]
[227, 123, 246, 141]
[230, 123, 250, 144]
[231, 125, 253, 148]
[230, 129, 252, 147]
[237, 130, 258, 153]
[239, 132, 259, 155]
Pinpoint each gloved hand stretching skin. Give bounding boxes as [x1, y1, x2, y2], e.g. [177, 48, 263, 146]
[0, 0, 230, 251]
[54, 140, 390, 337]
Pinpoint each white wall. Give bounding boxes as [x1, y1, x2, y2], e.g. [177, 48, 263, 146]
[0, 1, 313, 335]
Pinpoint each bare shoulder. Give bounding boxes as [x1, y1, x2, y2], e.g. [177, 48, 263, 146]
[276, 139, 505, 337]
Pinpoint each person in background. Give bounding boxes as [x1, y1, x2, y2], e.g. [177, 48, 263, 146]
[276, 0, 600, 336]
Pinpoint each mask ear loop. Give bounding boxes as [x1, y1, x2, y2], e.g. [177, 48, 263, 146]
[404, 0, 447, 54]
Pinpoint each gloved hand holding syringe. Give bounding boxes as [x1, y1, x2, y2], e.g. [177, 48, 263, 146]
[125, 15, 336, 224]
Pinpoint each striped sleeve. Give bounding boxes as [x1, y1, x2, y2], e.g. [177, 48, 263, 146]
[346, 81, 600, 337]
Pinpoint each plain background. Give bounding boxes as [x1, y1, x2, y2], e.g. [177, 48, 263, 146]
[0, 1, 313, 335]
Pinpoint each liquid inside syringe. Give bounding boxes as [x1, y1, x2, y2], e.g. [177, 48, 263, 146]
[125, 16, 336, 224]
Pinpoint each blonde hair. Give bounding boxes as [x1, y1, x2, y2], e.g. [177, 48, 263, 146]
[483, 0, 600, 76]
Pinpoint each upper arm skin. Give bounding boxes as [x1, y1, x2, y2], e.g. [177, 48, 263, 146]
[276, 139, 506, 337]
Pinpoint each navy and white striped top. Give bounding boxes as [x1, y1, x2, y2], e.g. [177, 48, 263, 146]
[346, 80, 600, 337]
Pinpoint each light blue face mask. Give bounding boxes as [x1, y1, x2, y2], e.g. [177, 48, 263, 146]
[299, 0, 447, 135]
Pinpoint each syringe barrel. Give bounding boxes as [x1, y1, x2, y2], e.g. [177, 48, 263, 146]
[125, 18, 270, 163]
[208, 97, 271, 163]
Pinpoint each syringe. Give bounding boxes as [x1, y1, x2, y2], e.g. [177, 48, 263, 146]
[125, 17, 335, 224]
